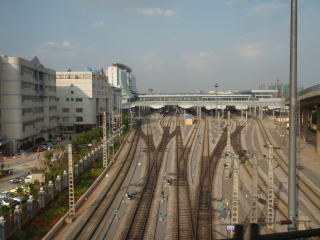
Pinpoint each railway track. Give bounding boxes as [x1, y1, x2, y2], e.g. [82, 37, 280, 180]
[71, 123, 142, 240]
[124, 115, 174, 240]
[230, 120, 289, 220]
[175, 115, 198, 240]
[195, 119, 213, 240]
[256, 119, 320, 213]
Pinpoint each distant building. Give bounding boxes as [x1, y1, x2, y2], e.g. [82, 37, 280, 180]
[107, 63, 137, 103]
[268, 82, 304, 98]
[0, 55, 58, 154]
[56, 69, 121, 133]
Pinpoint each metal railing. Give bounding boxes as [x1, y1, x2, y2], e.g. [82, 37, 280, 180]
[222, 224, 320, 240]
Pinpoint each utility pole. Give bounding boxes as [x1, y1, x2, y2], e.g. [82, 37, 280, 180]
[217, 110, 220, 133]
[67, 144, 75, 222]
[226, 111, 231, 151]
[215, 83, 219, 118]
[267, 144, 275, 230]
[288, 0, 298, 231]
[231, 154, 239, 225]
[250, 153, 258, 224]
[224, 153, 231, 181]
[224, 111, 232, 180]
[103, 112, 108, 168]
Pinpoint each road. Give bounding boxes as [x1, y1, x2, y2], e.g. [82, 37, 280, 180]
[0, 152, 41, 192]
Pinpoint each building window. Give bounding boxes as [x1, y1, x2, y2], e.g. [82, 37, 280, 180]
[76, 117, 83, 122]
[66, 98, 69, 101]
[71, 98, 74, 101]
[76, 108, 83, 113]
[76, 98, 83, 102]
[56, 74, 65, 79]
[71, 91, 74, 94]
[62, 117, 69, 122]
[62, 108, 69, 113]
[70, 84, 74, 87]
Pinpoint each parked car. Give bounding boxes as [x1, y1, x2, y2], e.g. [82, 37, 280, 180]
[0, 198, 18, 208]
[46, 143, 53, 150]
[9, 178, 19, 184]
[33, 145, 46, 152]
[9, 185, 31, 195]
[11, 195, 26, 203]
[40, 144, 50, 150]
[9, 177, 24, 184]
[0, 191, 12, 199]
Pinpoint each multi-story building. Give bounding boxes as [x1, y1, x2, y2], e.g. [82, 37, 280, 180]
[0, 55, 58, 154]
[56, 69, 121, 133]
[107, 63, 137, 104]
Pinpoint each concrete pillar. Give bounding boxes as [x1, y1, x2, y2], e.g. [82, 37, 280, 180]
[302, 109, 308, 142]
[254, 106, 257, 118]
[317, 109, 320, 155]
[27, 195, 35, 218]
[39, 187, 45, 209]
[74, 164, 79, 177]
[79, 159, 83, 173]
[48, 180, 54, 200]
[14, 205, 22, 229]
[246, 111, 248, 121]
[0, 216, 5, 240]
[55, 175, 61, 193]
[222, 108, 224, 118]
[138, 106, 141, 117]
[63, 170, 68, 188]
[83, 156, 87, 168]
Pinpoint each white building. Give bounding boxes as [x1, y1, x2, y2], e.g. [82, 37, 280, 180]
[0, 55, 58, 154]
[56, 69, 121, 133]
[108, 63, 137, 103]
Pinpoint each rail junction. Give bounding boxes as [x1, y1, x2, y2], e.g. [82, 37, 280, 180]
[47, 104, 320, 240]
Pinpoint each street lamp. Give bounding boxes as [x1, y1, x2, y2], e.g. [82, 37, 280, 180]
[215, 83, 219, 118]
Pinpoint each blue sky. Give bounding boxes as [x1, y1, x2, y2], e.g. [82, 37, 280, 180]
[0, 0, 319, 93]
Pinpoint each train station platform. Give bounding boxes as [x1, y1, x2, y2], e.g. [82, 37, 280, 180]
[262, 117, 320, 190]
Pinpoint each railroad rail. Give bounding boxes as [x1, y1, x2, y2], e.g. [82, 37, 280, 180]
[123, 114, 174, 239]
[230, 120, 289, 221]
[195, 119, 213, 240]
[176, 114, 199, 239]
[71, 123, 142, 240]
[256, 119, 320, 215]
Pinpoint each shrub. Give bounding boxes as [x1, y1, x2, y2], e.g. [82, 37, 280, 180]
[20, 141, 33, 150]
[35, 137, 45, 144]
